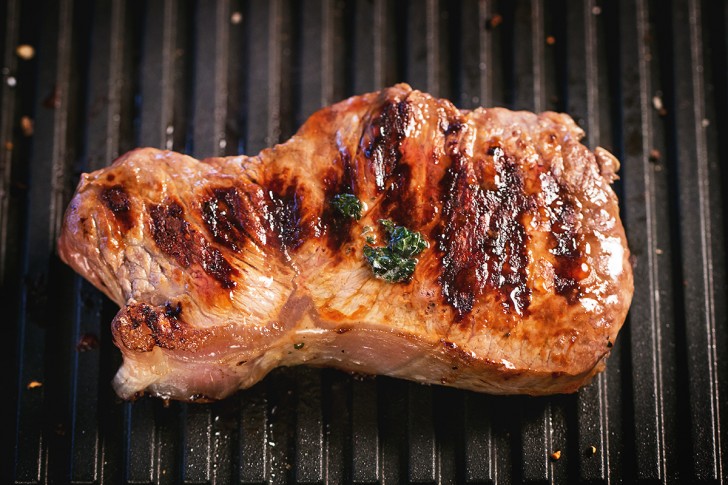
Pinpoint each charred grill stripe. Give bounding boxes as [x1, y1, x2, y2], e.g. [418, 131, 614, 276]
[549, 196, 585, 303]
[438, 146, 534, 318]
[321, 167, 354, 251]
[380, 162, 413, 226]
[203, 188, 245, 251]
[265, 177, 306, 252]
[150, 201, 238, 288]
[150, 203, 193, 267]
[320, 144, 358, 251]
[483, 152, 533, 315]
[439, 155, 489, 317]
[101, 185, 133, 230]
[202, 186, 269, 252]
[363, 99, 411, 193]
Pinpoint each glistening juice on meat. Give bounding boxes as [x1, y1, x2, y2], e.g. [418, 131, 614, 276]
[57, 84, 634, 401]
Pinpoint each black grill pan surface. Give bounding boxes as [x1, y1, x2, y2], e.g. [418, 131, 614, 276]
[2, 0, 727, 483]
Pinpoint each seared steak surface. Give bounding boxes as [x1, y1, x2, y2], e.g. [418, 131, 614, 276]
[58, 84, 633, 400]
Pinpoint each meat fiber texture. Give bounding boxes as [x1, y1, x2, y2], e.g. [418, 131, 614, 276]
[58, 84, 633, 401]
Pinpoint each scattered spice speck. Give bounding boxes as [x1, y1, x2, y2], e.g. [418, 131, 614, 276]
[294, 342, 304, 350]
[590, 445, 597, 455]
[652, 95, 663, 111]
[16, 44, 35, 60]
[20, 116, 34, 136]
[76, 332, 100, 352]
[27, 381, 43, 389]
[551, 450, 562, 461]
[652, 95, 668, 116]
[486, 14, 503, 30]
[648, 148, 661, 162]
[43, 85, 61, 109]
[546, 35, 556, 45]
[4, 141, 13, 151]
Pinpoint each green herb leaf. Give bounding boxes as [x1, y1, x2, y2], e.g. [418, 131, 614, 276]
[379, 219, 397, 235]
[363, 221, 429, 283]
[363, 246, 417, 283]
[331, 193, 362, 220]
[388, 225, 429, 257]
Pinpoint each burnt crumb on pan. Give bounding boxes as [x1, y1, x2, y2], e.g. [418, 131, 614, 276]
[485, 13, 503, 30]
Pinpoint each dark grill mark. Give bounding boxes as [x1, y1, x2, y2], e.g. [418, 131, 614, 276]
[550, 197, 585, 303]
[203, 188, 246, 251]
[101, 185, 132, 230]
[438, 147, 533, 318]
[380, 162, 413, 225]
[202, 187, 269, 252]
[150, 201, 237, 288]
[319, 144, 360, 251]
[266, 178, 306, 252]
[321, 168, 354, 250]
[150, 203, 193, 266]
[363, 99, 411, 192]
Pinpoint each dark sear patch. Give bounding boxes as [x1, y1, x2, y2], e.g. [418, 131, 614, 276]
[265, 177, 306, 253]
[320, 147, 357, 251]
[115, 302, 210, 352]
[549, 196, 585, 303]
[362, 99, 412, 192]
[101, 185, 133, 231]
[164, 301, 182, 319]
[438, 147, 534, 319]
[202, 188, 247, 251]
[380, 162, 413, 225]
[202, 186, 270, 251]
[149, 201, 237, 288]
[150, 203, 194, 266]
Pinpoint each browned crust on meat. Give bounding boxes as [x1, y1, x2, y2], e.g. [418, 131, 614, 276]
[113, 301, 211, 352]
[58, 83, 633, 399]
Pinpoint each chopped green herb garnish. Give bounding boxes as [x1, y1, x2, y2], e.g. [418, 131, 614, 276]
[379, 218, 397, 235]
[364, 246, 417, 282]
[362, 226, 376, 244]
[331, 193, 362, 220]
[294, 342, 304, 350]
[363, 220, 429, 283]
[388, 225, 428, 257]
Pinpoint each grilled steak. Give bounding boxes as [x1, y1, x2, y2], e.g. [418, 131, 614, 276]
[58, 84, 633, 401]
